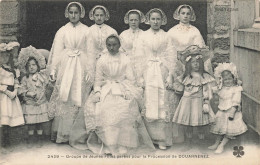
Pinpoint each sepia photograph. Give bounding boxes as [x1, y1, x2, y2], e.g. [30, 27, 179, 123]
[0, 0, 259, 164]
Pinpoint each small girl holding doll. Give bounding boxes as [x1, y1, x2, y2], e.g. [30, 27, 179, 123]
[0, 42, 24, 153]
[172, 45, 215, 150]
[18, 46, 50, 148]
[208, 63, 247, 154]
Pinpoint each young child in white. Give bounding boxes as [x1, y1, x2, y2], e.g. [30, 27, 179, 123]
[172, 45, 215, 150]
[18, 46, 50, 148]
[208, 63, 247, 154]
[0, 42, 25, 153]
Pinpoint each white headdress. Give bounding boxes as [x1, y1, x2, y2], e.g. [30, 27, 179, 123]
[124, 9, 145, 24]
[214, 62, 239, 88]
[145, 8, 167, 25]
[18, 45, 46, 73]
[65, 2, 85, 18]
[173, 4, 196, 22]
[89, 5, 110, 21]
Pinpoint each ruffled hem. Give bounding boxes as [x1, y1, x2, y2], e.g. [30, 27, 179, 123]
[22, 103, 48, 115]
[1, 116, 25, 127]
[24, 113, 49, 124]
[182, 73, 215, 86]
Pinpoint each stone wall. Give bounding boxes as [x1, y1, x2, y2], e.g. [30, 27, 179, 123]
[0, 0, 19, 43]
[207, 0, 231, 68]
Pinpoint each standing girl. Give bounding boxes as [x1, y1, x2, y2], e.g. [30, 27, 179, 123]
[208, 63, 247, 154]
[168, 4, 213, 144]
[168, 4, 212, 75]
[119, 9, 145, 81]
[137, 8, 177, 150]
[18, 46, 50, 148]
[47, 2, 95, 143]
[0, 43, 24, 153]
[172, 45, 215, 151]
[88, 5, 117, 59]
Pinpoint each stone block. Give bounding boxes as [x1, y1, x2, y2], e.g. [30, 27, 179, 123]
[213, 37, 230, 50]
[0, 1, 19, 24]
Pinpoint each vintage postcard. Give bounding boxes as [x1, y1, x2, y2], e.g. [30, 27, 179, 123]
[0, 0, 259, 164]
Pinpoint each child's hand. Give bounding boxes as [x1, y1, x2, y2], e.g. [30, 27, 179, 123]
[4, 90, 16, 99]
[26, 91, 36, 98]
[124, 91, 132, 100]
[93, 92, 101, 103]
[203, 103, 210, 113]
[0, 85, 7, 92]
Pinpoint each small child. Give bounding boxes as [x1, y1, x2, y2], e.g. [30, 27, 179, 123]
[18, 46, 50, 148]
[208, 63, 247, 154]
[172, 45, 215, 151]
[0, 42, 25, 153]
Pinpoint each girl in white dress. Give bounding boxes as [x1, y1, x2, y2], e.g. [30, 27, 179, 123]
[172, 45, 215, 151]
[84, 35, 154, 155]
[88, 5, 117, 59]
[137, 8, 177, 150]
[0, 42, 24, 153]
[18, 46, 50, 148]
[47, 2, 95, 143]
[208, 63, 247, 154]
[119, 9, 145, 82]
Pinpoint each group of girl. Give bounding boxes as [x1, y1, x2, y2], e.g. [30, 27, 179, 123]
[0, 1, 247, 155]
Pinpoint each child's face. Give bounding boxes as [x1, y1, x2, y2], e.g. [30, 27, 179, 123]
[94, 8, 105, 25]
[149, 12, 162, 30]
[222, 70, 235, 87]
[179, 7, 191, 24]
[106, 37, 120, 55]
[190, 57, 200, 72]
[28, 59, 38, 74]
[129, 13, 140, 30]
[0, 52, 10, 65]
[68, 6, 80, 25]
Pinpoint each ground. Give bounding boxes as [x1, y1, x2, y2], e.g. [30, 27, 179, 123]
[1, 128, 259, 165]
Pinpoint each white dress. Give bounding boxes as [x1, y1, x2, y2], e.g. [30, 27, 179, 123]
[84, 51, 154, 154]
[168, 22, 213, 76]
[48, 22, 95, 143]
[87, 24, 117, 59]
[137, 28, 178, 146]
[210, 86, 247, 137]
[0, 66, 24, 127]
[120, 28, 144, 80]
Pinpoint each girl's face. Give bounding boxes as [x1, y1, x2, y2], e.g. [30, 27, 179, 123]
[222, 70, 235, 87]
[68, 6, 81, 25]
[94, 8, 106, 25]
[190, 57, 200, 72]
[149, 12, 162, 30]
[179, 7, 191, 24]
[28, 59, 38, 74]
[128, 13, 140, 30]
[106, 37, 120, 55]
[0, 52, 9, 65]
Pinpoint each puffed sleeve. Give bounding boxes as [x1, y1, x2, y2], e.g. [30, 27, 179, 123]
[231, 86, 243, 107]
[125, 57, 136, 84]
[164, 36, 178, 75]
[47, 27, 65, 73]
[193, 27, 206, 48]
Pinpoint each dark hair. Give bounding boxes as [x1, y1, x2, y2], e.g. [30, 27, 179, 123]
[25, 57, 40, 77]
[4, 52, 16, 78]
[178, 5, 192, 14]
[68, 3, 81, 14]
[106, 35, 121, 46]
[149, 9, 162, 20]
[183, 55, 207, 80]
[128, 11, 141, 20]
[94, 7, 106, 15]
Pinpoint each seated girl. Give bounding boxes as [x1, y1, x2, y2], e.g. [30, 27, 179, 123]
[84, 34, 154, 155]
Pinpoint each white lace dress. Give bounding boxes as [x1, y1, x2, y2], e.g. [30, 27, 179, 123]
[47, 22, 95, 143]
